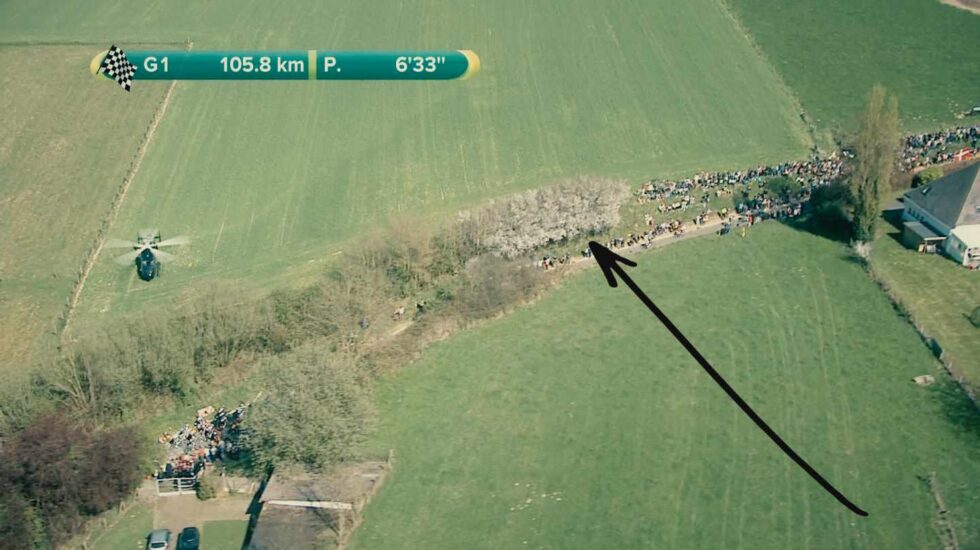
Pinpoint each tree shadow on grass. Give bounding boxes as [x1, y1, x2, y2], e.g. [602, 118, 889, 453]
[778, 216, 852, 244]
[780, 197, 907, 245]
[930, 378, 980, 445]
[885, 230, 905, 247]
[881, 207, 905, 230]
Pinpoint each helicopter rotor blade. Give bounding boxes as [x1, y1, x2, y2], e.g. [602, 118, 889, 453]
[105, 238, 140, 249]
[113, 249, 143, 265]
[156, 235, 190, 248]
[153, 249, 176, 263]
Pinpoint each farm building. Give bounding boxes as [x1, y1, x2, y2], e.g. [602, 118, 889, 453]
[902, 163, 980, 267]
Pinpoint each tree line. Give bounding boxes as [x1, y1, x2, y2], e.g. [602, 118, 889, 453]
[0, 176, 628, 547]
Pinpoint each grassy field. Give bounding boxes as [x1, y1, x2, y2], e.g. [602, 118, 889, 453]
[871, 225, 980, 387]
[727, 0, 980, 131]
[0, 45, 169, 372]
[89, 511, 247, 550]
[202, 520, 248, 550]
[89, 501, 153, 550]
[0, 0, 814, 329]
[350, 223, 980, 549]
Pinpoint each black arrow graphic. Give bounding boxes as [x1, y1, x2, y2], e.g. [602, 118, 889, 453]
[587, 241, 868, 517]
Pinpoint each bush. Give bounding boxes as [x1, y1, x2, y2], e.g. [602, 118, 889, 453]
[36, 290, 278, 419]
[352, 222, 434, 298]
[196, 475, 217, 500]
[241, 345, 374, 472]
[453, 257, 546, 321]
[765, 176, 803, 201]
[0, 414, 145, 547]
[0, 375, 51, 439]
[428, 225, 484, 277]
[463, 177, 629, 258]
[0, 491, 40, 550]
[969, 307, 980, 328]
[434, 285, 455, 303]
[912, 166, 943, 188]
[808, 182, 853, 237]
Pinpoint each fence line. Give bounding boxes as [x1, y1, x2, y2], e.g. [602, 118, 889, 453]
[919, 472, 961, 550]
[58, 39, 193, 339]
[865, 262, 976, 403]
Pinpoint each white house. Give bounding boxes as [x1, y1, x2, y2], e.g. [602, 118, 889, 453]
[902, 163, 980, 268]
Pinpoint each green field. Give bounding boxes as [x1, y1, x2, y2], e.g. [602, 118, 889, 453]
[727, 0, 980, 131]
[90, 512, 246, 550]
[0, 0, 814, 328]
[0, 45, 169, 370]
[202, 520, 248, 550]
[3, 4, 979, 547]
[89, 501, 153, 550]
[351, 224, 980, 549]
[871, 225, 980, 387]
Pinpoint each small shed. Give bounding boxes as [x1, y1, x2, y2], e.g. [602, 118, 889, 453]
[902, 220, 945, 252]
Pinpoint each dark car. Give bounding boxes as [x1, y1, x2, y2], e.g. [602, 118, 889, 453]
[177, 527, 200, 550]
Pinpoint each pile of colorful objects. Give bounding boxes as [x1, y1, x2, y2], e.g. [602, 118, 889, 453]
[155, 402, 249, 479]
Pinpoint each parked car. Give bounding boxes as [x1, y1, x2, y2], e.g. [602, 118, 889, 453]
[177, 526, 201, 550]
[147, 529, 171, 550]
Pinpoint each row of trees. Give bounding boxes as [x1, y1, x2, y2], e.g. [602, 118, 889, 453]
[3, 177, 617, 481]
[232, 181, 630, 470]
[32, 291, 279, 421]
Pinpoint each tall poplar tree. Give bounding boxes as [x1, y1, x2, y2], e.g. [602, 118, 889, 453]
[851, 85, 900, 242]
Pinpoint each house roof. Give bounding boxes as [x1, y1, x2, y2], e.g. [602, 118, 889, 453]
[903, 221, 944, 240]
[261, 474, 345, 504]
[950, 224, 980, 246]
[903, 163, 980, 229]
[247, 506, 337, 550]
[261, 463, 388, 504]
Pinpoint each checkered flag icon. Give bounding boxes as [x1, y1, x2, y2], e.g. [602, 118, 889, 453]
[99, 45, 137, 91]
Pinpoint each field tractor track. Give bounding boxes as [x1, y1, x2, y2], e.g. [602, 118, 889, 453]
[59, 41, 192, 340]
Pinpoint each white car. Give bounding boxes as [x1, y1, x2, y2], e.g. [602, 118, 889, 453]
[147, 529, 171, 550]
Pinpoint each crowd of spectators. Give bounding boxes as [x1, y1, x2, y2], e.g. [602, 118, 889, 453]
[900, 126, 978, 171]
[578, 154, 839, 258]
[635, 155, 844, 207]
[573, 125, 978, 261]
[155, 402, 250, 479]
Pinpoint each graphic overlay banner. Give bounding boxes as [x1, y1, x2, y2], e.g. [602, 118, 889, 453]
[91, 49, 480, 82]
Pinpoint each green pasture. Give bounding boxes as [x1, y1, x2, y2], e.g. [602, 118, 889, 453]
[202, 520, 249, 550]
[351, 223, 980, 549]
[0, 45, 169, 371]
[0, 0, 813, 327]
[89, 501, 153, 550]
[727, 0, 980, 131]
[871, 222, 980, 387]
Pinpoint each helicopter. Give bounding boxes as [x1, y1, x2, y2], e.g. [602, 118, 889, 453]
[105, 229, 189, 281]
